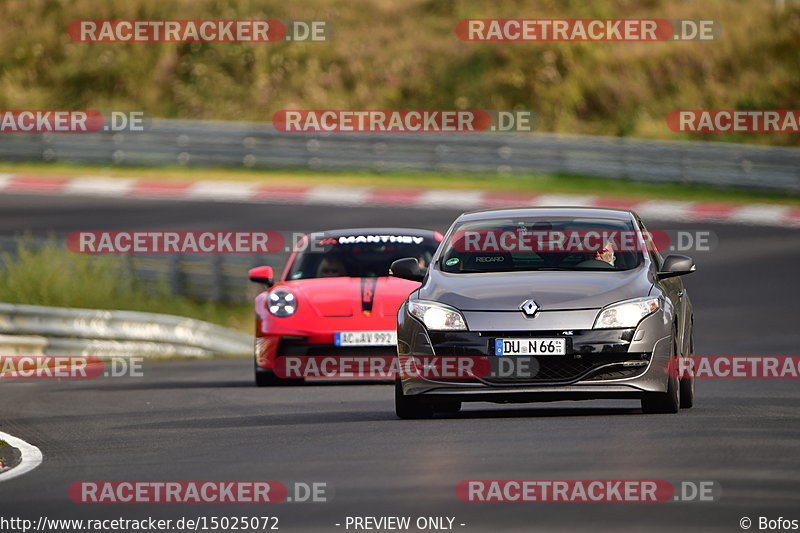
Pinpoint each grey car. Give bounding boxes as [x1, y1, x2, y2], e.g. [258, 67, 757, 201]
[390, 207, 695, 418]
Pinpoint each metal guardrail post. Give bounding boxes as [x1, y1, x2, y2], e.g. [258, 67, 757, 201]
[210, 254, 223, 302]
[168, 254, 183, 298]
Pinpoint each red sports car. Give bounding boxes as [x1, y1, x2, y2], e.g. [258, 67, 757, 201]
[248, 228, 442, 386]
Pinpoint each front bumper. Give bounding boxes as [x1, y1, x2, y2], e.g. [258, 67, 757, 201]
[255, 316, 398, 370]
[397, 303, 674, 401]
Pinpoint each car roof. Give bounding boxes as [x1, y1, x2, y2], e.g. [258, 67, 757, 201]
[311, 227, 440, 239]
[456, 206, 637, 223]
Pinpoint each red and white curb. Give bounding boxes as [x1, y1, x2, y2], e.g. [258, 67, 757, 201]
[1, 173, 798, 227]
[0, 431, 43, 482]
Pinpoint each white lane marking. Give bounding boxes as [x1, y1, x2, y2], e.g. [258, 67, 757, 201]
[64, 176, 137, 196]
[186, 180, 260, 200]
[728, 204, 791, 225]
[634, 200, 695, 221]
[0, 173, 14, 190]
[529, 194, 596, 207]
[303, 186, 372, 206]
[416, 190, 485, 209]
[0, 431, 43, 482]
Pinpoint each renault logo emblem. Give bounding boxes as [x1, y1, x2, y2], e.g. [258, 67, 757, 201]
[520, 299, 539, 317]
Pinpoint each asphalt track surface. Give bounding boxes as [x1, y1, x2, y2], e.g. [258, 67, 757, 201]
[1, 193, 799, 532]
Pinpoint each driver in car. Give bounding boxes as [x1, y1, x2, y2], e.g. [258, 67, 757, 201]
[317, 255, 348, 277]
[594, 239, 616, 266]
[576, 238, 616, 268]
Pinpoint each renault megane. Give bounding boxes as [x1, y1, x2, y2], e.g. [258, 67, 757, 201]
[390, 207, 695, 418]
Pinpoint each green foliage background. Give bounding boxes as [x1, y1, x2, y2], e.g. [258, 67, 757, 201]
[0, 239, 251, 331]
[1, 0, 798, 145]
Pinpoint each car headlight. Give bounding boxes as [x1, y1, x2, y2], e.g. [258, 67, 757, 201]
[593, 296, 661, 329]
[268, 288, 297, 317]
[408, 300, 467, 331]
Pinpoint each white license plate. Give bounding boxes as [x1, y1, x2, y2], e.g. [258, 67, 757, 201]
[335, 331, 397, 347]
[495, 338, 567, 356]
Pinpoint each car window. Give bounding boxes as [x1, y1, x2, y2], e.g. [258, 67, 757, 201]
[287, 234, 439, 279]
[637, 218, 663, 270]
[439, 217, 644, 273]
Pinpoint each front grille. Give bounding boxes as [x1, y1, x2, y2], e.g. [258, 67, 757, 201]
[424, 329, 645, 385]
[279, 341, 397, 358]
[481, 353, 650, 384]
[428, 329, 635, 357]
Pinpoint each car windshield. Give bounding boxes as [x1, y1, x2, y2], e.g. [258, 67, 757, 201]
[439, 217, 644, 273]
[287, 233, 440, 279]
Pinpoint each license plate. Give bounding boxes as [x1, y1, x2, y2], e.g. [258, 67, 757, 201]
[335, 331, 397, 347]
[495, 338, 566, 356]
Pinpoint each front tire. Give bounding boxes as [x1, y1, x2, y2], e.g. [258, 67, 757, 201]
[435, 401, 462, 414]
[255, 369, 279, 386]
[679, 330, 695, 409]
[395, 378, 434, 419]
[641, 373, 680, 413]
[255, 368, 304, 387]
[641, 340, 680, 414]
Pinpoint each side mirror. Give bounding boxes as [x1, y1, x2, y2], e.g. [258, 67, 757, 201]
[249, 266, 274, 286]
[657, 254, 695, 279]
[390, 257, 425, 283]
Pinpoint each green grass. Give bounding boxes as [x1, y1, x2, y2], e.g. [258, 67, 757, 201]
[0, 238, 252, 333]
[1, 161, 798, 206]
[0, 0, 798, 146]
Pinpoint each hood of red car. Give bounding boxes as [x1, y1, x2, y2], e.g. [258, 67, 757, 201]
[279, 277, 420, 317]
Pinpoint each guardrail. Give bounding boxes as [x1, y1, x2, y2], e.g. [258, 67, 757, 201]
[0, 303, 253, 358]
[0, 118, 798, 193]
[0, 334, 46, 357]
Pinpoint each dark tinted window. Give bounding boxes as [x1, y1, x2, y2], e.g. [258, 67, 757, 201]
[287, 234, 439, 279]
